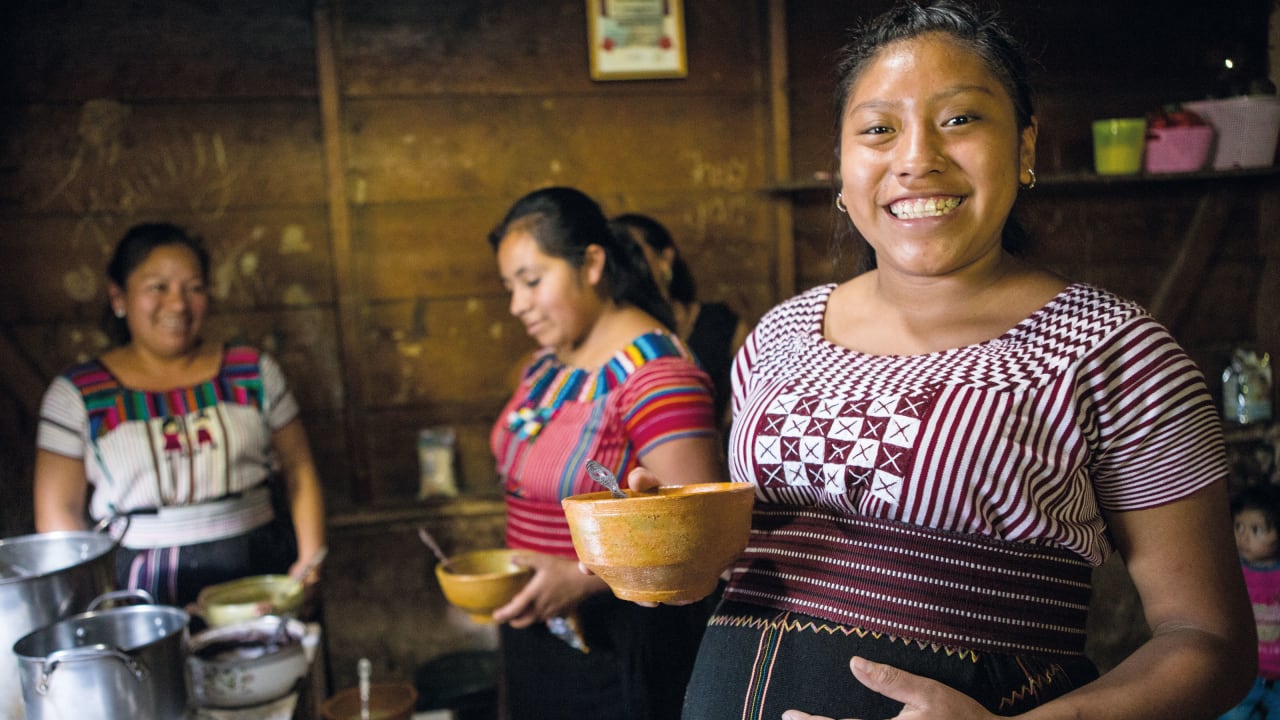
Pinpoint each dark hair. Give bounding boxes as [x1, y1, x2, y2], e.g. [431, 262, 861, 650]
[1232, 484, 1280, 530]
[832, 0, 1036, 269]
[609, 213, 697, 306]
[105, 222, 210, 345]
[487, 187, 676, 331]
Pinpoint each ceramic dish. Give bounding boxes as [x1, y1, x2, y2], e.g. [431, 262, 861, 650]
[187, 615, 307, 708]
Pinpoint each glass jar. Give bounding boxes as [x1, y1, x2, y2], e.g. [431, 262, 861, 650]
[1223, 348, 1273, 425]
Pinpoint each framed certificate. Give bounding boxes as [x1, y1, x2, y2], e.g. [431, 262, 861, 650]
[587, 0, 688, 81]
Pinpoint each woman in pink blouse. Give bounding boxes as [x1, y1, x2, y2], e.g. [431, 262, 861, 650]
[487, 186, 726, 720]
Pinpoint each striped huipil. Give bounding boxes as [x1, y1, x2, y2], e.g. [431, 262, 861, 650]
[680, 282, 1228, 719]
[721, 281, 1226, 650]
[490, 330, 717, 558]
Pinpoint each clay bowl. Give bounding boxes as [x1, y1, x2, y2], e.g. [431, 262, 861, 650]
[435, 549, 533, 624]
[562, 482, 756, 603]
[320, 682, 417, 720]
[196, 574, 304, 628]
[187, 615, 308, 708]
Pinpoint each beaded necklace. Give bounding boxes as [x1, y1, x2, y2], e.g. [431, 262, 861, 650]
[506, 330, 689, 441]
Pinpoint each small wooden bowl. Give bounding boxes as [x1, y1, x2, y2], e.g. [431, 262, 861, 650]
[562, 482, 755, 603]
[435, 549, 533, 623]
[320, 682, 417, 720]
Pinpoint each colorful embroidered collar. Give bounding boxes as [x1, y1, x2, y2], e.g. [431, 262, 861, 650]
[506, 331, 689, 440]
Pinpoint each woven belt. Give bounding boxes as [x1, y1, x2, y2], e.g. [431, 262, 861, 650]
[115, 484, 275, 549]
[721, 507, 1094, 656]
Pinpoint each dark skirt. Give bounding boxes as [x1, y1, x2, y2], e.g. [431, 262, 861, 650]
[682, 600, 1100, 720]
[500, 591, 714, 720]
[114, 512, 297, 608]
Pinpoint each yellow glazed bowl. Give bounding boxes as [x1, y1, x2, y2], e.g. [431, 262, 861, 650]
[562, 482, 756, 603]
[197, 574, 304, 627]
[435, 549, 533, 623]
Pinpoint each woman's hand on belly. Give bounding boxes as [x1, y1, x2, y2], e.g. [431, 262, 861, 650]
[491, 551, 609, 628]
[781, 657, 993, 720]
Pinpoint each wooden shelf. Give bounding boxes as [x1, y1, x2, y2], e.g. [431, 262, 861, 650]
[762, 164, 1280, 194]
[328, 496, 505, 531]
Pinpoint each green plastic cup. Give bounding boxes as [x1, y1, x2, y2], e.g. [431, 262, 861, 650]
[1092, 117, 1147, 175]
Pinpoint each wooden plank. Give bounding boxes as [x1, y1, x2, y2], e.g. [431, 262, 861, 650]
[337, 0, 762, 97]
[352, 194, 775, 310]
[1, 102, 326, 213]
[0, 211, 335, 324]
[0, 329, 46, 414]
[315, 0, 374, 503]
[1177, 260, 1262, 347]
[8, 308, 345, 411]
[362, 410, 504, 504]
[1, 0, 318, 101]
[359, 296, 533, 408]
[340, 95, 765, 203]
[769, 0, 794, 300]
[1148, 189, 1234, 331]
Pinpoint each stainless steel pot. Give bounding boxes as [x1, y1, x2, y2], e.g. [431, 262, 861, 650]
[13, 590, 190, 720]
[0, 526, 120, 720]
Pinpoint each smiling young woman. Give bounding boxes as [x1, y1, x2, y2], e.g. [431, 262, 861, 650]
[666, 2, 1256, 720]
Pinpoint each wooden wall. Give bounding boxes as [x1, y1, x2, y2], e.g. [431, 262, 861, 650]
[0, 0, 778, 529]
[2, 0, 1278, 688]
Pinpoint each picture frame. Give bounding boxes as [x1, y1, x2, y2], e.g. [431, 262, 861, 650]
[586, 0, 687, 81]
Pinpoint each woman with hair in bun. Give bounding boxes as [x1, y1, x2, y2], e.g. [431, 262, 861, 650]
[487, 187, 725, 720]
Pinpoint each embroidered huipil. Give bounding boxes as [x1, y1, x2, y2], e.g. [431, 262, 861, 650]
[722, 283, 1227, 654]
[36, 345, 298, 522]
[491, 330, 717, 558]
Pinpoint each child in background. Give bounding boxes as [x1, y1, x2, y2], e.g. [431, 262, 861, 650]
[1222, 483, 1280, 720]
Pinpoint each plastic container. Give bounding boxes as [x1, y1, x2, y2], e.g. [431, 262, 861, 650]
[1183, 95, 1280, 170]
[1143, 125, 1214, 173]
[1092, 117, 1147, 175]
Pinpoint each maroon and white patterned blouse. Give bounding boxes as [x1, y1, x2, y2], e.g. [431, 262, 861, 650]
[728, 282, 1227, 566]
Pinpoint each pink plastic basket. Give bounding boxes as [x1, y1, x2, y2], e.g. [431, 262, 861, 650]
[1143, 125, 1214, 174]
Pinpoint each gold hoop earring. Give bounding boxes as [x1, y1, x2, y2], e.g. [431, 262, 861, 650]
[835, 192, 847, 213]
[1022, 168, 1037, 190]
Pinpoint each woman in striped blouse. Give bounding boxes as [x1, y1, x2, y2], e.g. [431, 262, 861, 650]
[629, 2, 1254, 719]
[487, 187, 726, 720]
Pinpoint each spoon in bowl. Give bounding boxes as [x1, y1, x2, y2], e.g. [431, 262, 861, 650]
[585, 460, 627, 499]
[418, 526, 454, 569]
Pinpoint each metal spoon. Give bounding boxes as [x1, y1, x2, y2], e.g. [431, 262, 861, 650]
[585, 460, 627, 499]
[268, 615, 292, 649]
[290, 545, 329, 583]
[357, 657, 372, 720]
[418, 526, 454, 569]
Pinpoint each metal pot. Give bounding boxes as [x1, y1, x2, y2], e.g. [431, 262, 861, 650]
[13, 590, 190, 720]
[0, 525, 120, 720]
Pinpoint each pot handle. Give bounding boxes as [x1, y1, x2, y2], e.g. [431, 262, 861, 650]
[38, 644, 148, 695]
[87, 588, 156, 612]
